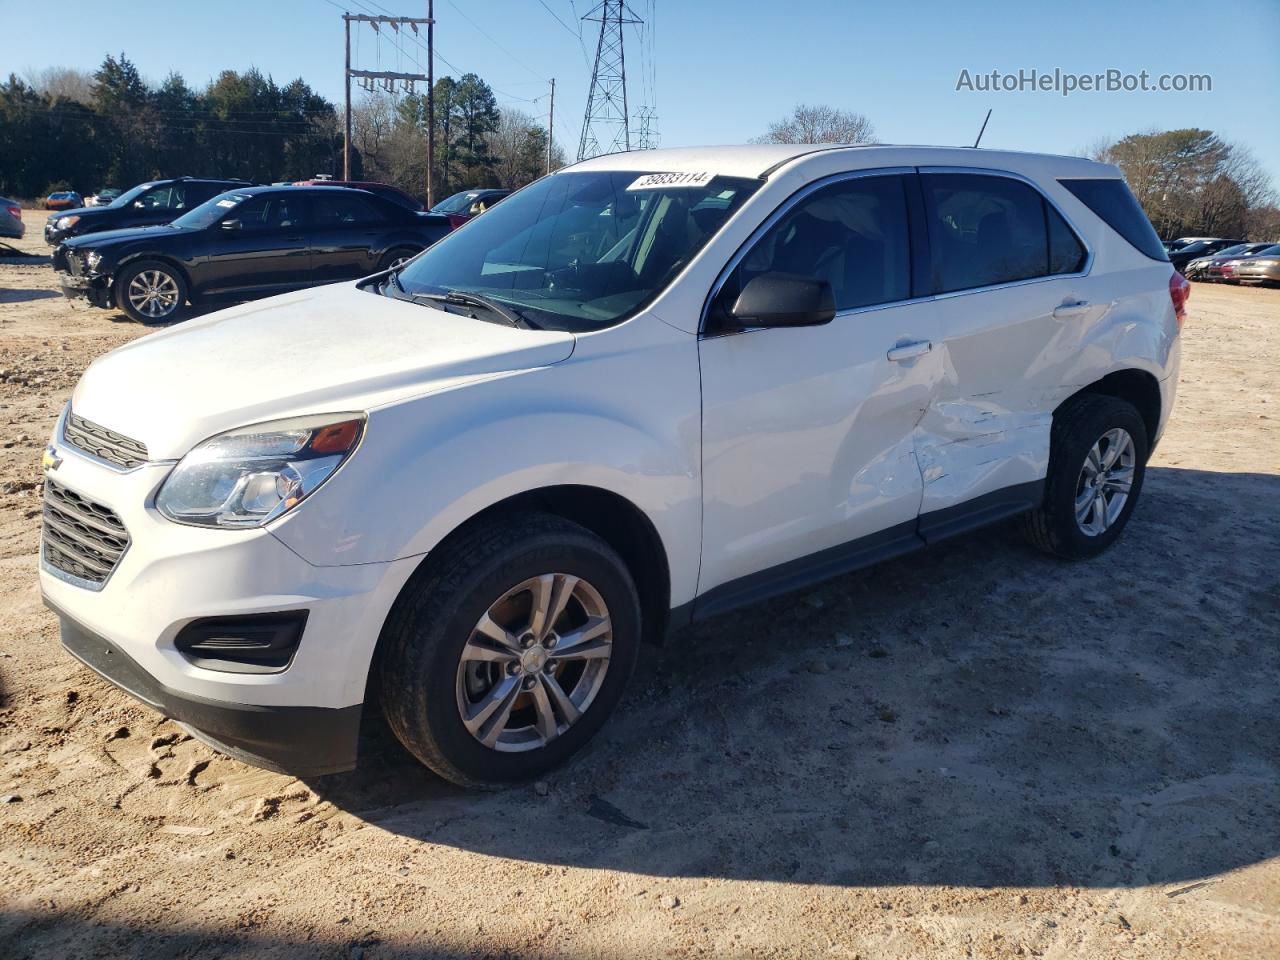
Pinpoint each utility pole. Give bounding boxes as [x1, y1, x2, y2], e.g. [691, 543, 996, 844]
[546, 78, 556, 174]
[426, 0, 435, 206]
[577, 2, 642, 161]
[343, 14, 352, 179]
[340, 12, 434, 185]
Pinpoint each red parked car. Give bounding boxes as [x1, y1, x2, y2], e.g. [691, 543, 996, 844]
[293, 179, 424, 212]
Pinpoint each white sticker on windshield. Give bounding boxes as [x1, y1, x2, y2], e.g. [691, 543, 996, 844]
[627, 171, 716, 191]
[216, 199, 237, 208]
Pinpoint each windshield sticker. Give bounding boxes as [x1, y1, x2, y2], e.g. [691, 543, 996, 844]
[627, 171, 716, 191]
[215, 199, 238, 208]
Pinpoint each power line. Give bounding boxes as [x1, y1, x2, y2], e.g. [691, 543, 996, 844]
[445, 0, 546, 81]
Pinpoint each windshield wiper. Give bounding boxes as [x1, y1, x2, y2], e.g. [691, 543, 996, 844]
[416, 290, 540, 329]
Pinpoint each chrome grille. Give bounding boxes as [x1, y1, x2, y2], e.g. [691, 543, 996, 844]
[42, 478, 130, 587]
[63, 412, 149, 469]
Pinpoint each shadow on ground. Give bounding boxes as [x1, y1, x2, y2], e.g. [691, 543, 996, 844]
[309, 466, 1280, 890]
[0, 289, 60, 304]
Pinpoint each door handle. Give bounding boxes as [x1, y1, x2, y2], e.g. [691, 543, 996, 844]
[1053, 300, 1091, 319]
[886, 340, 932, 362]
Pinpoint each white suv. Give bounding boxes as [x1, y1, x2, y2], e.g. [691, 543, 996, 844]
[40, 145, 1186, 787]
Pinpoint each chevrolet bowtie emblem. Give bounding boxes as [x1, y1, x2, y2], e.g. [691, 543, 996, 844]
[42, 446, 62, 472]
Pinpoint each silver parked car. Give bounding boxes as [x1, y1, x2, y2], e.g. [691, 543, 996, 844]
[1184, 242, 1274, 281]
[0, 197, 24, 240]
[1232, 244, 1280, 286]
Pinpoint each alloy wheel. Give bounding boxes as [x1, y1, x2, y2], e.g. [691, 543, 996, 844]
[127, 269, 180, 319]
[456, 573, 613, 753]
[1074, 427, 1136, 536]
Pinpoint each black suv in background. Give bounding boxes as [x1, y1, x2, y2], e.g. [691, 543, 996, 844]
[43, 177, 256, 245]
[55, 185, 452, 323]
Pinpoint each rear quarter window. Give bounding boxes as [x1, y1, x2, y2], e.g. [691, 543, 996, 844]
[1059, 178, 1168, 262]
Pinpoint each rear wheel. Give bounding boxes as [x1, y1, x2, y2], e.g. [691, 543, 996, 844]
[1022, 394, 1149, 559]
[379, 513, 641, 788]
[114, 260, 187, 324]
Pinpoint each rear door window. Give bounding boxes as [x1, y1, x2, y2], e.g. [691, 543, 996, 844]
[313, 193, 389, 226]
[922, 173, 1049, 293]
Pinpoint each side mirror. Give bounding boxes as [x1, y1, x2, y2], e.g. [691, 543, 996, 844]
[726, 272, 836, 329]
[220, 219, 242, 231]
[469, 202, 484, 215]
[132, 200, 145, 209]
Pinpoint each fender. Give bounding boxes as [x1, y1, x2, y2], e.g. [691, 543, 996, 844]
[270, 312, 705, 607]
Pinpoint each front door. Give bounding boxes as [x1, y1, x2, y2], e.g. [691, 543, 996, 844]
[696, 171, 938, 616]
[309, 191, 390, 281]
[203, 193, 311, 297]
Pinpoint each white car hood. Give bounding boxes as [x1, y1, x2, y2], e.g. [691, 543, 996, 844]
[71, 283, 575, 459]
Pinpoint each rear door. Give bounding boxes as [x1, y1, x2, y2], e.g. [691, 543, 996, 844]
[200, 193, 312, 297]
[912, 169, 1092, 535]
[309, 191, 393, 280]
[696, 170, 937, 614]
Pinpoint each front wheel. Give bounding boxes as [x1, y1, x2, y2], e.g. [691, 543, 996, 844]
[379, 513, 641, 788]
[378, 247, 419, 272]
[114, 260, 188, 324]
[1022, 394, 1149, 559]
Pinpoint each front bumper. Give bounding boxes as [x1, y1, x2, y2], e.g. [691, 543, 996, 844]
[38, 441, 422, 776]
[50, 604, 362, 776]
[58, 271, 113, 308]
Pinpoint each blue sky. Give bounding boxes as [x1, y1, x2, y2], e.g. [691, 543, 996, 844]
[8, 0, 1280, 183]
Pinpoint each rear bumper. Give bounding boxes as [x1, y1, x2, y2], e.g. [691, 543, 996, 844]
[51, 602, 361, 776]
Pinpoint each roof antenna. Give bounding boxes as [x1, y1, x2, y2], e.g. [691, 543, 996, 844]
[972, 109, 992, 148]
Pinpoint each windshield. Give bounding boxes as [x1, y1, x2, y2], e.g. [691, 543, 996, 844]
[109, 182, 157, 208]
[432, 191, 482, 214]
[396, 171, 760, 332]
[1211, 244, 1248, 257]
[171, 192, 251, 229]
[1257, 244, 1280, 257]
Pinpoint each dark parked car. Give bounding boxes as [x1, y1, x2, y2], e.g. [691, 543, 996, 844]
[55, 185, 452, 323]
[294, 178, 424, 212]
[1167, 238, 1245, 273]
[1, 197, 23, 240]
[44, 177, 255, 245]
[430, 188, 511, 228]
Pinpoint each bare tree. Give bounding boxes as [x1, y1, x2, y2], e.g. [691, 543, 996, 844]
[752, 104, 875, 145]
[486, 108, 565, 188]
[352, 91, 398, 180]
[25, 66, 96, 104]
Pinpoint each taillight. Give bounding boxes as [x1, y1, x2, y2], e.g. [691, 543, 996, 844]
[1169, 270, 1190, 329]
[5, 206, 19, 219]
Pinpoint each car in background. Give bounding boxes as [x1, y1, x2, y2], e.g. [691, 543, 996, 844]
[85, 188, 123, 207]
[1168, 238, 1245, 274]
[294, 179, 425, 212]
[44, 191, 83, 211]
[1185, 243, 1276, 281]
[1, 197, 24, 240]
[430, 188, 511, 228]
[44, 177, 256, 246]
[1232, 244, 1280, 286]
[54, 185, 452, 323]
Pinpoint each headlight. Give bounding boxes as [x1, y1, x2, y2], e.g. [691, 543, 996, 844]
[59, 215, 80, 229]
[156, 413, 365, 528]
[84, 251, 102, 272]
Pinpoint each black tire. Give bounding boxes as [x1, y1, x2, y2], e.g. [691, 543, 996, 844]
[379, 512, 642, 788]
[113, 259, 188, 324]
[378, 247, 419, 272]
[1022, 393, 1149, 560]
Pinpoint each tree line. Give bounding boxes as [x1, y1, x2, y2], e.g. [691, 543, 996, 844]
[0, 53, 562, 204]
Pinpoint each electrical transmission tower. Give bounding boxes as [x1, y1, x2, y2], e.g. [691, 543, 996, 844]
[577, 1, 642, 161]
[635, 105, 658, 150]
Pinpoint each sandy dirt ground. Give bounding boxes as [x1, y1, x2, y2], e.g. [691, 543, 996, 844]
[0, 208, 1277, 959]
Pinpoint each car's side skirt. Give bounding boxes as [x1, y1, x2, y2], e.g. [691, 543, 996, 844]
[674, 479, 1044, 628]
